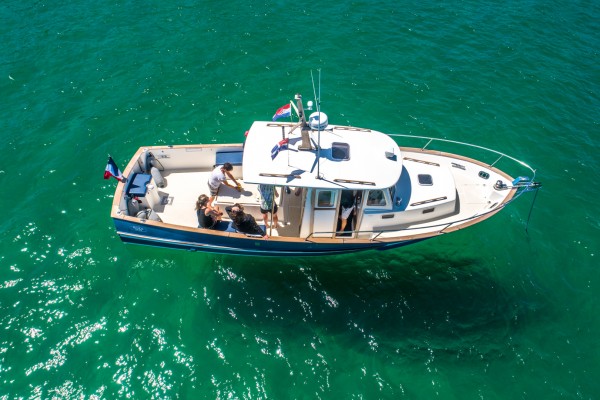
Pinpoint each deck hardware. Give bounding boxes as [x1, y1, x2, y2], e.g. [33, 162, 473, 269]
[410, 196, 447, 207]
[259, 173, 302, 179]
[333, 179, 375, 186]
[404, 157, 440, 167]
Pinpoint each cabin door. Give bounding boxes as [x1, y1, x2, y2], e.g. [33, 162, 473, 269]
[311, 189, 338, 238]
[349, 190, 364, 236]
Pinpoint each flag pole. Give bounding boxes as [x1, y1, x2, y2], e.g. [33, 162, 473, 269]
[269, 186, 276, 236]
[289, 100, 299, 118]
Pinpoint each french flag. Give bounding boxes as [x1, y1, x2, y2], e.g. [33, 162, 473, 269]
[271, 138, 289, 159]
[272, 103, 291, 121]
[104, 156, 123, 181]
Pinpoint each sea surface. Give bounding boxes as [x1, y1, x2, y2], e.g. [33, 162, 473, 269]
[1, 1, 599, 398]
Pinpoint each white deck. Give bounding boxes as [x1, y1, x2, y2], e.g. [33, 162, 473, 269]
[139, 144, 513, 240]
[147, 170, 208, 228]
[374, 149, 510, 238]
[148, 169, 304, 237]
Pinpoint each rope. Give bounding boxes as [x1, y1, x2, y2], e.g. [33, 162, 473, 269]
[525, 186, 540, 233]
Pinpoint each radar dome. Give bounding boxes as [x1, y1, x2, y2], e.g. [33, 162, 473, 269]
[308, 112, 328, 130]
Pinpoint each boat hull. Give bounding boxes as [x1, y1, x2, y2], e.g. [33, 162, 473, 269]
[113, 218, 426, 256]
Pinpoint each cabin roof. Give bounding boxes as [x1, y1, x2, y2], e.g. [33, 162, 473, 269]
[242, 121, 403, 190]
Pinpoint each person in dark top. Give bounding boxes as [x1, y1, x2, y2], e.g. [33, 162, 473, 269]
[338, 190, 356, 234]
[225, 203, 268, 238]
[196, 194, 222, 229]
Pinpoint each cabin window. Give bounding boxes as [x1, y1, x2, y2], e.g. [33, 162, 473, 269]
[316, 190, 337, 208]
[331, 142, 350, 160]
[366, 190, 387, 206]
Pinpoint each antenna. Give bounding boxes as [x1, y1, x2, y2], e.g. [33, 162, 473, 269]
[311, 70, 319, 107]
[318, 68, 321, 110]
[311, 69, 323, 179]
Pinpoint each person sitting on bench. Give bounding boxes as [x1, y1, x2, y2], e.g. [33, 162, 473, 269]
[225, 203, 268, 239]
[196, 194, 223, 229]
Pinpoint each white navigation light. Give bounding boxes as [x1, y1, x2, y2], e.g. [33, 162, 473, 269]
[308, 112, 328, 130]
[306, 100, 314, 110]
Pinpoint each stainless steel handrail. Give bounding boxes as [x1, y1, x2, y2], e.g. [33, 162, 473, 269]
[388, 133, 537, 180]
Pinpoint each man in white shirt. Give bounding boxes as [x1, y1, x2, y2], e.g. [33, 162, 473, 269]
[208, 163, 241, 205]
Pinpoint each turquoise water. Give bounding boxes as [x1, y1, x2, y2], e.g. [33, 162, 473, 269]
[2, 0, 599, 398]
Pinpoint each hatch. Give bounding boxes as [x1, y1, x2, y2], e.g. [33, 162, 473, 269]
[331, 142, 350, 161]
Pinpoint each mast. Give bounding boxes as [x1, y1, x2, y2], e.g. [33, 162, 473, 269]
[315, 70, 321, 179]
[296, 94, 313, 151]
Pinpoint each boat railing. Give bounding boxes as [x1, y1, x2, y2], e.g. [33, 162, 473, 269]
[388, 133, 537, 181]
[390, 132, 540, 210]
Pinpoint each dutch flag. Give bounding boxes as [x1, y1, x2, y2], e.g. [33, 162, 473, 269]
[271, 138, 289, 159]
[272, 103, 292, 121]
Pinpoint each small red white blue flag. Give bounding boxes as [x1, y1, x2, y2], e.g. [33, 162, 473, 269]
[272, 103, 292, 121]
[104, 156, 123, 181]
[271, 138, 289, 159]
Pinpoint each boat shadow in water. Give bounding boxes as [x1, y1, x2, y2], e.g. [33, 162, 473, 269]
[209, 251, 535, 353]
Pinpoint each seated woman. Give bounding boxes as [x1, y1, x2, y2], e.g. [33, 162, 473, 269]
[225, 203, 268, 238]
[196, 194, 223, 229]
